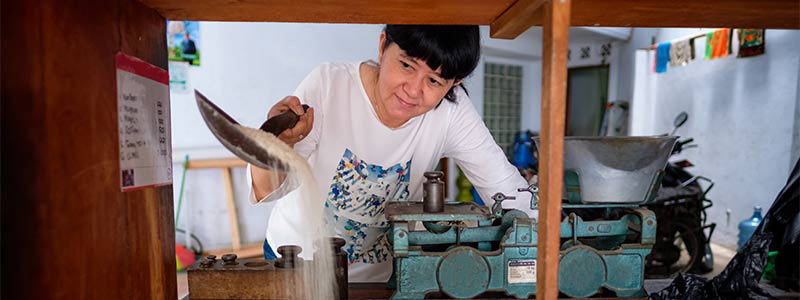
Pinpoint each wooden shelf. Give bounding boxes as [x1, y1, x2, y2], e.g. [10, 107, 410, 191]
[141, 0, 800, 40]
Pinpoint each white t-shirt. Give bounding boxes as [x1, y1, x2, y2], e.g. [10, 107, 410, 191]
[248, 61, 534, 283]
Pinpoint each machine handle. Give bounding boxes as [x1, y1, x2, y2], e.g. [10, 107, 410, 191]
[518, 184, 539, 210]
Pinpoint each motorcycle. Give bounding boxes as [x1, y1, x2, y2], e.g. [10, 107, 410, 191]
[644, 112, 716, 278]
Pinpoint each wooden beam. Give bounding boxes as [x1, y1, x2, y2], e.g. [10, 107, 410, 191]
[139, 0, 516, 24]
[537, 0, 570, 299]
[490, 0, 546, 40]
[560, 0, 800, 29]
[206, 243, 264, 259]
[222, 167, 242, 251]
[140, 0, 798, 29]
[186, 157, 247, 169]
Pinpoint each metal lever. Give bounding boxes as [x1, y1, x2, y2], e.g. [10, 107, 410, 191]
[518, 184, 539, 210]
[490, 192, 515, 218]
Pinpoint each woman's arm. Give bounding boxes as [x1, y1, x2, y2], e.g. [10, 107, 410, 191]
[442, 91, 534, 215]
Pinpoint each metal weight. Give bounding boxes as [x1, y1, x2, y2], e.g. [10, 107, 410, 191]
[275, 245, 302, 269]
[330, 238, 348, 300]
[312, 238, 349, 300]
[423, 171, 445, 213]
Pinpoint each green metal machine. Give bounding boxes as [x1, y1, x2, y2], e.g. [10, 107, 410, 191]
[387, 136, 676, 299]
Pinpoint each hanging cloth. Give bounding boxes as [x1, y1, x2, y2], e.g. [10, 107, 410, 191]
[670, 39, 694, 66]
[656, 42, 671, 73]
[738, 29, 765, 57]
[706, 28, 732, 60]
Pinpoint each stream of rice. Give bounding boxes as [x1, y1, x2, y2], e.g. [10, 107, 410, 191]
[238, 124, 337, 299]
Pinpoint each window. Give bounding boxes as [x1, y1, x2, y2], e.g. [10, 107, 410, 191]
[483, 63, 522, 159]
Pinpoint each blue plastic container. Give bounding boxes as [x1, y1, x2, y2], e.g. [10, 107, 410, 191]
[738, 206, 763, 250]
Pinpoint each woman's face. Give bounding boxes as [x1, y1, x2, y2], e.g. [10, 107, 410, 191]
[374, 34, 459, 127]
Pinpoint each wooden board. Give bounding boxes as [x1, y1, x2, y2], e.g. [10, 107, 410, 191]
[141, 0, 799, 36]
[537, 0, 570, 299]
[1, 0, 176, 299]
[494, 0, 800, 39]
[205, 243, 265, 259]
[187, 158, 247, 169]
[139, 0, 516, 24]
[221, 167, 242, 250]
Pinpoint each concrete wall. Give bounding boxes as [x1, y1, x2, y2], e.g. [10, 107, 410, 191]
[630, 28, 800, 248]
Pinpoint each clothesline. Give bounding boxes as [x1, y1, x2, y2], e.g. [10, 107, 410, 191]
[637, 29, 723, 50]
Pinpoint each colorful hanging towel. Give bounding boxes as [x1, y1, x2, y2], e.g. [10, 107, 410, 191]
[670, 39, 694, 66]
[656, 42, 671, 73]
[738, 29, 765, 57]
[706, 28, 731, 59]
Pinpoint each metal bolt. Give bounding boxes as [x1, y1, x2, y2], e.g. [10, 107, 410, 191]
[398, 232, 405, 238]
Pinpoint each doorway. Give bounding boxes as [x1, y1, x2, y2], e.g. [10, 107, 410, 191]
[566, 65, 609, 136]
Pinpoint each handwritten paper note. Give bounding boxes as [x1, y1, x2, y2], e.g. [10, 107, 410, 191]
[116, 53, 172, 191]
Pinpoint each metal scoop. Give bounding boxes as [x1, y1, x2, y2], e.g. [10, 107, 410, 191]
[195, 90, 308, 172]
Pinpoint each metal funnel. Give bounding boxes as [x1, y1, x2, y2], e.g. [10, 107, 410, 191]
[534, 136, 677, 204]
[195, 90, 291, 173]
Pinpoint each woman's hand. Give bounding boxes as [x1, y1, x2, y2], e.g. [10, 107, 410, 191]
[268, 96, 314, 147]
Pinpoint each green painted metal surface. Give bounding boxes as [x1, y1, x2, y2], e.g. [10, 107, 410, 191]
[388, 202, 655, 299]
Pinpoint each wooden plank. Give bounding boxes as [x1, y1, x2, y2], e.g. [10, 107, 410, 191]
[186, 157, 247, 169]
[205, 243, 264, 259]
[139, 0, 516, 24]
[221, 167, 242, 251]
[537, 0, 570, 299]
[141, 0, 798, 31]
[1, 0, 176, 299]
[490, 0, 546, 40]
[492, 0, 799, 39]
[560, 0, 800, 29]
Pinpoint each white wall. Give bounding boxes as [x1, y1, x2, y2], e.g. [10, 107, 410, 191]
[630, 29, 800, 248]
[171, 23, 383, 250]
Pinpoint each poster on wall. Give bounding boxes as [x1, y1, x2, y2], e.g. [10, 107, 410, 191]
[116, 52, 173, 192]
[169, 61, 189, 93]
[167, 21, 200, 66]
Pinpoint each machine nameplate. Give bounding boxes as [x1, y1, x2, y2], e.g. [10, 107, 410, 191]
[508, 259, 536, 284]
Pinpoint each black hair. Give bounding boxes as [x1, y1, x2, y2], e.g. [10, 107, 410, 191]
[382, 25, 480, 103]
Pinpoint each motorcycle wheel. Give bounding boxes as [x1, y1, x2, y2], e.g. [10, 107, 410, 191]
[670, 220, 702, 275]
[647, 217, 709, 277]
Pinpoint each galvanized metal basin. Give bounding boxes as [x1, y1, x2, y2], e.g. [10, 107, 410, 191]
[534, 136, 677, 204]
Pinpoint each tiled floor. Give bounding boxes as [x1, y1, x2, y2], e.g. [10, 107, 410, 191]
[705, 242, 737, 278]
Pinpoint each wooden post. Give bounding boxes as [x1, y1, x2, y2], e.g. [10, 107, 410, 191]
[537, 0, 570, 299]
[2, 0, 175, 299]
[221, 167, 242, 250]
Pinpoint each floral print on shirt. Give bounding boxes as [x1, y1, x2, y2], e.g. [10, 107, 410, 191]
[326, 148, 410, 264]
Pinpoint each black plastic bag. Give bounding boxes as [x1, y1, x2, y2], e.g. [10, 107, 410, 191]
[650, 158, 799, 300]
[649, 233, 776, 300]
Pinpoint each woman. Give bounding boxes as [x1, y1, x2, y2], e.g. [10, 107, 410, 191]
[248, 25, 533, 283]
